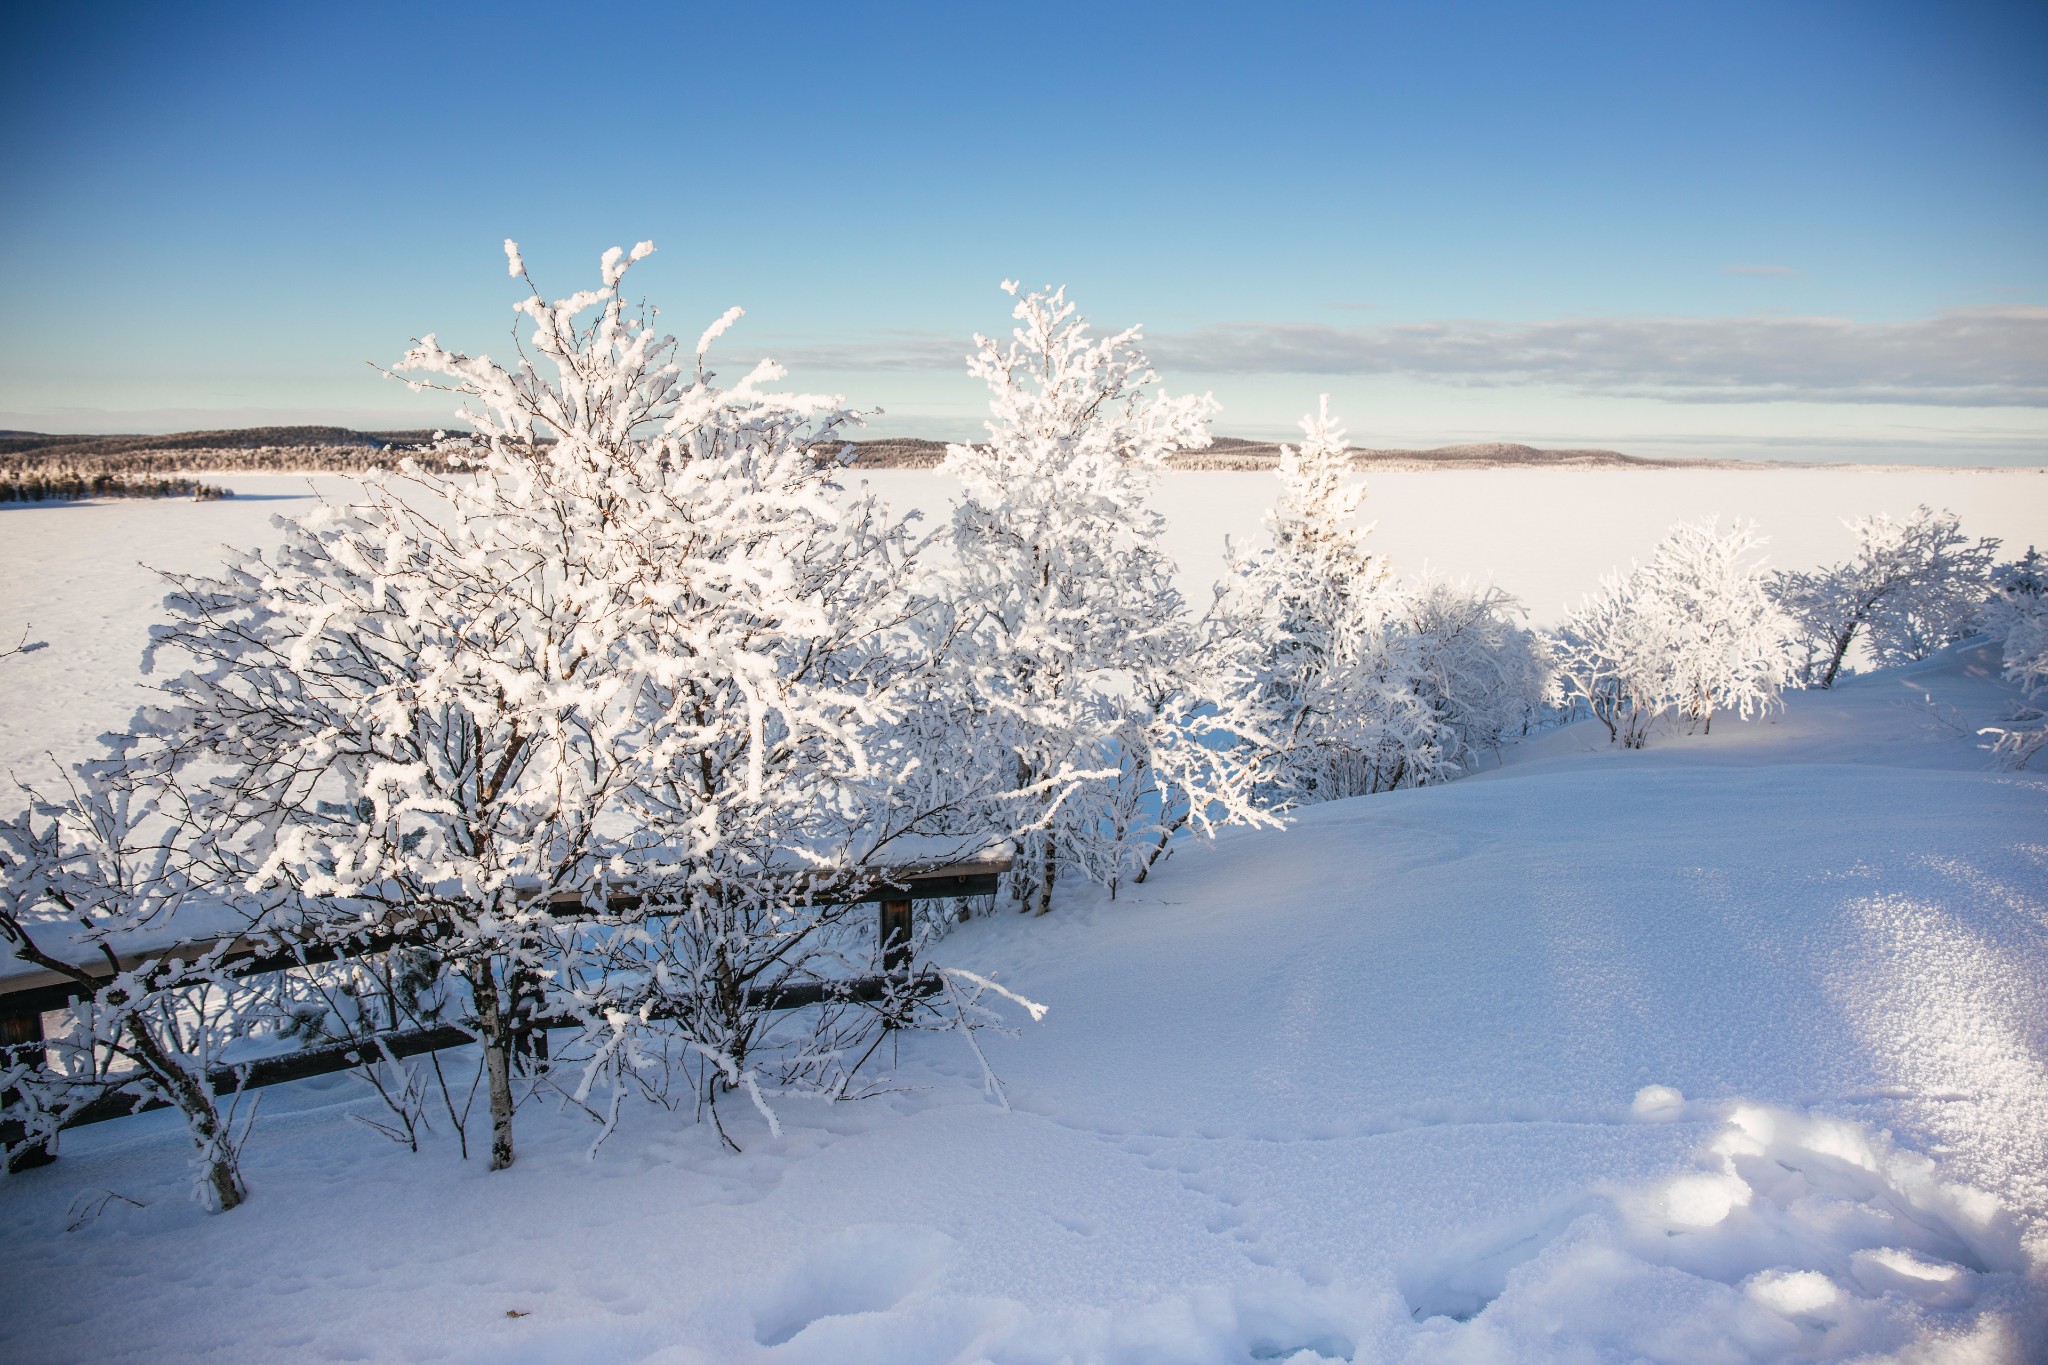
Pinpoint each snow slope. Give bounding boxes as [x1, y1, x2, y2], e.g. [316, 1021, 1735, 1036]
[1, 647, 2042, 1363]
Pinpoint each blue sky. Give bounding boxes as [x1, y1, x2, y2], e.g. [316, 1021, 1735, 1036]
[3, 0, 2043, 462]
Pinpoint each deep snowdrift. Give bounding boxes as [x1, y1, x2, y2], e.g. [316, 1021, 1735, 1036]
[2, 649, 2044, 1363]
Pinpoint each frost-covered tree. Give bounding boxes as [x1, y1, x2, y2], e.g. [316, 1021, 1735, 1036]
[1772, 507, 1999, 686]
[0, 764, 259, 1209]
[1552, 519, 1795, 747]
[1550, 566, 1670, 748]
[1639, 520, 1798, 731]
[941, 283, 1272, 913]
[138, 242, 951, 1165]
[1978, 546, 2045, 638]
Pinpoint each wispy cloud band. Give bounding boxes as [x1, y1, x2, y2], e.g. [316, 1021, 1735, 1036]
[1139, 306, 2048, 406]
[764, 306, 2048, 407]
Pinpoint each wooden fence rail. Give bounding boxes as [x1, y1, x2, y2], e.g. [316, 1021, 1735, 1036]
[1, 855, 1006, 1166]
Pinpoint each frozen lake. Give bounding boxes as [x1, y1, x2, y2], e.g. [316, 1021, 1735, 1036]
[1, 464, 2042, 779]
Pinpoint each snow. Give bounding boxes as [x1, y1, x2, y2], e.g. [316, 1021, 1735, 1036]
[876, 465, 2048, 627]
[2, 629, 2043, 1360]
[4, 465, 2042, 784]
[4, 456, 2046, 1360]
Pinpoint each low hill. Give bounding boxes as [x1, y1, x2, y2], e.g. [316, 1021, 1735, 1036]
[1169, 436, 1724, 471]
[839, 436, 1741, 471]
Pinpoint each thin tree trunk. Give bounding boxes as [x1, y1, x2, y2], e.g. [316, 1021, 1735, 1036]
[1033, 839, 1056, 916]
[121, 1012, 246, 1211]
[1818, 622, 1859, 689]
[1132, 817, 1179, 884]
[466, 965, 516, 1171]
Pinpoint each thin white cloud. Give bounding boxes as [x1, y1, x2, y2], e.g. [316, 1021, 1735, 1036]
[1725, 263, 1801, 277]
[731, 306, 2048, 408]
[1142, 306, 2048, 406]
[754, 329, 968, 373]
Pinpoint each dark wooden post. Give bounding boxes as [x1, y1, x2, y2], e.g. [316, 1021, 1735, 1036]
[506, 952, 550, 1070]
[2, 1008, 57, 1172]
[878, 898, 913, 976]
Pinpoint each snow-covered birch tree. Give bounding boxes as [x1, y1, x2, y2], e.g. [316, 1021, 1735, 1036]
[1771, 507, 1999, 686]
[1639, 519, 1798, 732]
[1550, 566, 1669, 748]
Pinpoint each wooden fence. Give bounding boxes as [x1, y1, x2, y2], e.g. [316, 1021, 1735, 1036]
[1, 854, 1007, 1168]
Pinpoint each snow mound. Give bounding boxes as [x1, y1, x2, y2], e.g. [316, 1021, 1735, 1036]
[1399, 1099, 2031, 1362]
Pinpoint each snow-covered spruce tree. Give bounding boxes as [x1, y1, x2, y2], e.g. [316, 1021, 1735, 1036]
[0, 762, 260, 1209]
[941, 283, 1273, 913]
[140, 242, 946, 1165]
[1771, 506, 1999, 687]
[1222, 399, 1440, 801]
[1551, 519, 1795, 747]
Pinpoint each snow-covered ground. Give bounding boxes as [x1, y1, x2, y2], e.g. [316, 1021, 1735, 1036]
[1, 638, 2043, 1362]
[2, 466, 2042, 782]
[2, 468, 2045, 1362]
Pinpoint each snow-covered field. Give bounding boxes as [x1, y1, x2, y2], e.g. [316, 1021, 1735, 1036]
[2, 468, 2046, 1362]
[2, 465, 2043, 782]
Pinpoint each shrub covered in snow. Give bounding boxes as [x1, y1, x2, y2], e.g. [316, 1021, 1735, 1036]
[0, 765, 258, 1209]
[1398, 576, 1553, 772]
[1551, 519, 1797, 748]
[1771, 506, 2000, 687]
[1979, 546, 2047, 768]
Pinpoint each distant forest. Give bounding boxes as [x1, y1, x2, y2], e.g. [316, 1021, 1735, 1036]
[0, 427, 451, 503]
[0, 470, 234, 504]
